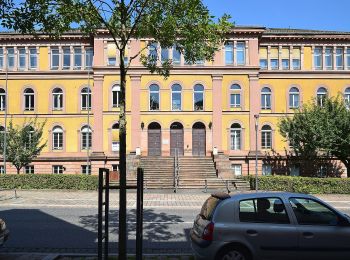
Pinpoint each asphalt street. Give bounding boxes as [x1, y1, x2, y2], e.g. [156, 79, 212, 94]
[1, 191, 350, 255]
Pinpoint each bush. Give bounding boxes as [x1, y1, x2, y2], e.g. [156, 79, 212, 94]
[245, 175, 350, 194]
[0, 174, 98, 190]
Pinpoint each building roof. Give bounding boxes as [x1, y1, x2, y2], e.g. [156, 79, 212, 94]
[265, 27, 350, 35]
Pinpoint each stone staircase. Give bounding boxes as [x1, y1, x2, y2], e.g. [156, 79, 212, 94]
[137, 156, 175, 189]
[177, 157, 250, 191]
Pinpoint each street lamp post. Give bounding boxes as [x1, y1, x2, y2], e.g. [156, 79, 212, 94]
[254, 114, 259, 192]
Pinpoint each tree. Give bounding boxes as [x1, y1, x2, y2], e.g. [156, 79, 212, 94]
[279, 96, 350, 177]
[0, 120, 46, 174]
[0, 1, 232, 257]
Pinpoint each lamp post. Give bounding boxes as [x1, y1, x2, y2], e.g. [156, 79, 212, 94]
[254, 114, 259, 192]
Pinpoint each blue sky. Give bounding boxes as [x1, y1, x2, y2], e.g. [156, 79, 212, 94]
[204, 0, 350, 32]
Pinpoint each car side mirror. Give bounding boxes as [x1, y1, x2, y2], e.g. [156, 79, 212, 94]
[337, 216, 350, 227]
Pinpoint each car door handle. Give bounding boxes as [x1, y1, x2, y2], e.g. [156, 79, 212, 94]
[246, 229, 258, 236]
[302, 232, 314, 238]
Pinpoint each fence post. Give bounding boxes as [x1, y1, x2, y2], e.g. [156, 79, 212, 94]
[104, 168, 110, 259]
[98, 168, 103, 259]
[136, 167, 144, 260]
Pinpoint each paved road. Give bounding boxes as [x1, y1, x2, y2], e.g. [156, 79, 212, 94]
[1, 190, 350, 255]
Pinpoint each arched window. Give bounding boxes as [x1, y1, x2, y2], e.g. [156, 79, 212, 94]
[81, 87, 91, 110]
[24, 88, 35, 111]
[52, 126, 63, 150]
[289, 87, 300, 109]
[149, 84, 160, 110]
[81, 125, 92, 150]
[111, 122, 119, 152]
[261, 125, 272, 149]
[171, 84, 182, 110]
[261, 87, 271, 109]
[230, 84, 241, 108]
[345, 87, 350, 107]
[112, 84, 120, 108]
[0, 89, 6, 111]
[193, 84, 204, 111]
[230, 123, 242, 150]
[52, 88, 63, 110]
[317, 87, 327, 106]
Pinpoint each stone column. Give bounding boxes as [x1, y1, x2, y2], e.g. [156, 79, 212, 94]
[130, 75, 141, 151]
[92, 75, 104, 155]
[212, 75, 223, 151]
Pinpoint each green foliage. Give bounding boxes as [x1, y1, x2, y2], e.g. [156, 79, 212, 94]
[279, 96, 350, 177]
[0, 174, 98, 190]
[0, 119, 47, 174]
[245, 175, 350, 194]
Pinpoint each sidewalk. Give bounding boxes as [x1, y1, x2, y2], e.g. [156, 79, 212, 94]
[1, 189, 350, 209]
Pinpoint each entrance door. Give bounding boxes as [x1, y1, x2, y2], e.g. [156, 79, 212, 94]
[192, 122, 206, 156]
[148, 122, 161, 156]
[170, 122, 184, 156]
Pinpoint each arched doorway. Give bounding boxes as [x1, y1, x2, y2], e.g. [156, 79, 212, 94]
[148, 122, 161, 156]
[192, 122, 206, 156]
[170, 122, 184, 156]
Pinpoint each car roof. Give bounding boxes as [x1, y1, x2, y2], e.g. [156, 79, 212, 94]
[218, 192, 318, 201]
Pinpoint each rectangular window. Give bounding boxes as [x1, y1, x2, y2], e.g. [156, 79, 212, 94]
[52, 165, 64, 174]
[230, 94, 241, 108]
[230, 129, 241, 150]
[25, 165, 34, 174]
[262, 164, 272, 175]
[85, 47, 93, 69]
[236, 42, 245, 65]
[18, 48, 26, 70]
[290, 165, 300, 176]
[161, 47, 169, 62]
[62, 47, 70, 70]
[7, 47, 15, 70]
[53, 132, 63, 150]
[81, 165, 91, 175]
[29, 48, 37, 69]
[149, 42, 158, 64]
[225, 42, 234, 65]
[231, 164, 242, 176]
[292, 47, 301, 70]
[325, 47, 333, 70]
[74, 47, 82, 69]
[239, 198, 289, 224]
[281, 47, 289, 70]
[0, 165, 4, 174]
[172, 46, 181, 65]
[108, 57, 116, 66]
[270, 47, 279, 70]
[51, 48, 59, 70]
[112, 164, 119, 172]
[81, 133, 92, 150]
[0, 48, 3, 69]
[314, 47, 322, 70]
[259, 47, 268, 69]
[347, 48, 350, 70]
[112, 141, 120, 152]
[336, 47, 343, 70]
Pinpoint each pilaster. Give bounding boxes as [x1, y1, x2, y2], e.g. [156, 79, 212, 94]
[92, 75, 104, 154]
[212, 75, 223, 150]
[249, 74, 260, 151]
[130, 74, 142, 151]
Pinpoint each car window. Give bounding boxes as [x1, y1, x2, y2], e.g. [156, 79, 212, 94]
[289, 197, 338, 226]
[239, 197, 290, 224]
[200, 196, 221, 220]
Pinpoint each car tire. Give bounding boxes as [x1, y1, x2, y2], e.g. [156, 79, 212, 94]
[216, 246, 252, 260]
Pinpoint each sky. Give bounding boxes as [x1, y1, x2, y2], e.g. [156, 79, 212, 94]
[203, 0, 350, 32]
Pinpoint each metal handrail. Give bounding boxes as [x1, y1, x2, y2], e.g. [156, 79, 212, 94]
[174, 148, 179, 192]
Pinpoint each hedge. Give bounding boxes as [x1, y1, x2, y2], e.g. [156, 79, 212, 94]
[0, 174, 99, 190]
[245, 175, 350, 194]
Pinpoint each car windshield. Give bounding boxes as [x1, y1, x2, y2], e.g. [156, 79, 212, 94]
[200, 196, 221, 220]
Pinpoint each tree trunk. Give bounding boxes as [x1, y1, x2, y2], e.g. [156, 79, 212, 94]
[16, 167, 20, 174]
[345, 163, 350, 178]
[118, 46, 127, 259]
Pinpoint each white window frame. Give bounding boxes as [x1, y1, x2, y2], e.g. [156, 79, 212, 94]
[262, 164, 272, 175]
[236, 42, 245, 65]
[172, 45, 181, 65]
[24, 88, 35, 111]
[112, 85, 120, 108]
[193, 84, 204, 111]
[289, 87, 300, 109]
[317, 87, 327, 107]
[336, 47, 343, 70]
[149, 84, 160, 111]
[81, 126, 92, 150]
[230, 124, 242, 150]
[81, 87, 91, 110]
[52, 165, 64, 174]
[81, 165, 91, 175]
[112, 141, 120, 152]
[261, 125, 272, 149]
[0, 48, 3, 70]
[18, 47, 26, 70]
[51, 47, 60, 70]
[261, 87, 272, 110]
[85, 47, 93, 69]
[29, 48, 37, 69]
[62, 47, 71, 70]
[344, 88, 350, 108]
[171, 84, 182, 111]
[225, 42, 234, 65]
[52, 88, 63, 110]
[325, 47, 333, 70]
[231, 164, 242, 176]
[74, 47, 82, 70]
[25, 165, 35, 174]
[314, 47, 322, 70]
[7, 47, 15, 70]
[52, 126, 63, 150]
[0, 89, 6, 111]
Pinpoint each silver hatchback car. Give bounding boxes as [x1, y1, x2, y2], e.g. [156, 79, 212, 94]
[190, 192, 350, 260]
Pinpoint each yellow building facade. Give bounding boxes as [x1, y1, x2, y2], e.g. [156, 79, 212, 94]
[0, 27, 349, 176]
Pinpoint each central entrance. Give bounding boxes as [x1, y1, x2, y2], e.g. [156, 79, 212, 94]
[192, 122, 206, 156]
[170, 122, 184, 156]
[148, 122, 161, 156]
